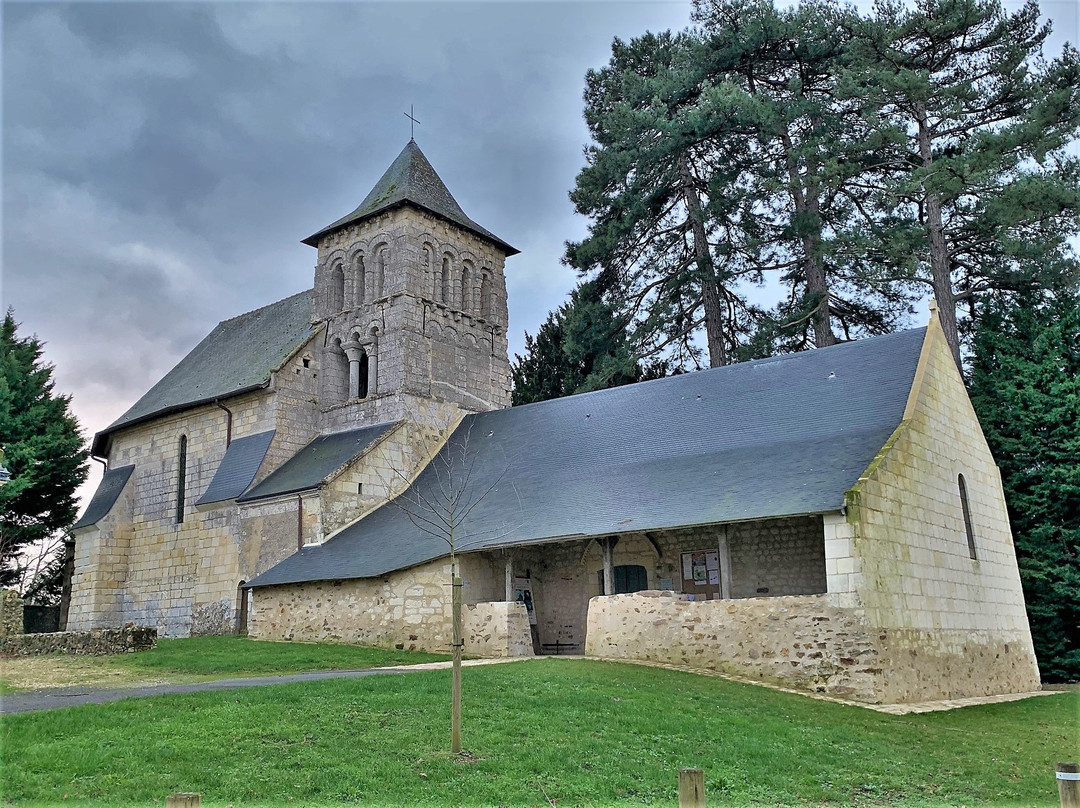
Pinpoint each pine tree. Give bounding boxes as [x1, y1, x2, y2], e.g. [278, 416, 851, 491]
[848, 0, 1080, 365]
[566, 31, 749, 369]
[691, 0, 915, 350]
[511, 281, 660, 405]
[969, 287, 1080, 681]
[0, 310, 89, 588]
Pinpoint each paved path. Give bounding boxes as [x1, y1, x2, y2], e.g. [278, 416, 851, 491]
[0, 658, 522, 715]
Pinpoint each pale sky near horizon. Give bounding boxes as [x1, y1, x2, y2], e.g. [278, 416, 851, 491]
[2, 0, 1077, 515]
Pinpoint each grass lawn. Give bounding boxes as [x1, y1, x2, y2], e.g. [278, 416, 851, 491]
[102, 635, 451, 677]
[2, 658, 1075, 807]
[0, 636, 451, 691]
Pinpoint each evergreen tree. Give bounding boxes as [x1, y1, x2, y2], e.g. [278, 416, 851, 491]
[691, 0, 915, 350]
[566, 31, 751, 369]
[0, 310, 89, 588]
[511, 281, 660, 405]
[848, 0, 1080, 365]
[969, 287, 1080, 681]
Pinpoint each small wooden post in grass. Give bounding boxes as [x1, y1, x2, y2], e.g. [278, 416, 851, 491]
[1058, 762, 1080, 808]
[678, 767, 705, 808]
[451, 572, 463, 755]
[165, 794, 201, 808]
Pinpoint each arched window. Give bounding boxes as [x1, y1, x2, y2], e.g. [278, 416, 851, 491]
[440, 255, 451, 304]
[329, 264, 345, 313]
[460, 265, 471, 312]
[236, 581, 249, 636]
[331, 338, 350, 403]
[958, 473, 977, 560]
[357, 350, 369, 399]
[176, 435, 187, 524]
[423, 245, 435, 298]
[354, 255, 365, 306]
[480, 272, 491, 318]
[376, 248, 388, 298]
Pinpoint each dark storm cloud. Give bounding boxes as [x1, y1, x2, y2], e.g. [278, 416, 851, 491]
[2, 0, 694, 507]
[8, 0, 1071, 513]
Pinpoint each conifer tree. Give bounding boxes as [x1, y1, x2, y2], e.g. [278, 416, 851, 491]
[512, 281, 659, 405]
[969, 287, 1080, 681]
[0, 310, 89, 588]
[848, 0, 1080, 365]
[566, 31, 750, 369]
[691, 0, 915, 350]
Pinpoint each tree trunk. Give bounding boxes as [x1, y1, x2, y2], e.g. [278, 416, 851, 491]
[916, 104, 962, 367]
[802, 240, 837, 348]
[679, 156, 727, 367]
[779, 131, 836, 349]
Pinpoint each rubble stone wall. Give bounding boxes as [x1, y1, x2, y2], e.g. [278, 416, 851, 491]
[0, 625, 157, 656]
[249, 553, 501, 653]
[463, 601, 534, 657]
[586, 592, 884, 702]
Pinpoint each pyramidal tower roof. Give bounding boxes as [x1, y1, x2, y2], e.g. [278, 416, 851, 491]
[302, 140, 518, 254]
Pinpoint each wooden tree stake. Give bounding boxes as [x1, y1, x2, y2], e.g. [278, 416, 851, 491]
[678, 767, 705, 808]
[1059, 762, 1080, 808]
[451, 573, 463, 754]
[166, 794, 201, 808]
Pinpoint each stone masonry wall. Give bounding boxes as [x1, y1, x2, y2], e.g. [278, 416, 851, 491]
[1, 589, 24, 637]
[503, 517, 824, 652]
[464, 601, 534, 657]
[249, 553, 502, 653]
[0, 626, 157, 656]
[837, 319, 1041, 701]
[314, 206, 511, 426]
[586, 593, 884, 702]
[70, 390, 275, 636]
[321, 417, 460, 538]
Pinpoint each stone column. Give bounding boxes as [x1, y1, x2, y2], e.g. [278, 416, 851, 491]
[342, 341, 365, 399]
[366, 339, 378, 396]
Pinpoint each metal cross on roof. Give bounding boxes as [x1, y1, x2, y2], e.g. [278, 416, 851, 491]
[404, 105, 420, 141]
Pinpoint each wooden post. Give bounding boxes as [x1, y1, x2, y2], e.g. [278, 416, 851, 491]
[602, 538, 616, 596]
[504, 553, 513, 602]
[451, 570, 463, 754]
[678, 768, 705, 808]
[166, 795, 201, 808]
[717, 526, 732, 600]
[1059, 762, 1080, 808]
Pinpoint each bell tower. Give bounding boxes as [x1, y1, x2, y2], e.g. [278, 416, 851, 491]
[304, 141, 517, 431]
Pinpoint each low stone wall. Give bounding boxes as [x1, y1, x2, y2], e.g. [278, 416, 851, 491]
[586, 592, 884, 702]
[1, 589, 24, 637]
[0, 626, 157, 656]
[464, 601, 534, 658]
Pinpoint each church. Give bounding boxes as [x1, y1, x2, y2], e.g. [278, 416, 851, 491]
[69, 141, 1041, 704]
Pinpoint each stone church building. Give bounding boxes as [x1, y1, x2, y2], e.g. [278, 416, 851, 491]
[70, 141, 1041, 704]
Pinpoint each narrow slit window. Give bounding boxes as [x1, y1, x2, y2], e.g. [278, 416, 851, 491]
[958, 473, 977, 559]
[176, 435, 188, 524]
[357, 351, 369, 399]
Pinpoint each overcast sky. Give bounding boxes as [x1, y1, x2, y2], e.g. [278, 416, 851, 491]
[2, 0, 1077, 514]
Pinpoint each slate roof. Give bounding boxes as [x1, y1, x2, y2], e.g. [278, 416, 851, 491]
[72, 465, 134, 530]
[238, 422, 398, 503]
[302, 141, 518, 255]
[196, 430, 276, 507]
[92, 291, 316, 456]
[247, 327, 927, 589]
